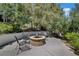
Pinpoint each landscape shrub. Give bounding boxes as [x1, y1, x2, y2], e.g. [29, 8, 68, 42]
[64, 32, 79, 54]
[69, 19, 79, 33]
[47, 19, 70, 37]
[0, 23, 13, 33]
[64, 32, 79, 41]
[12, 23, 22, 32]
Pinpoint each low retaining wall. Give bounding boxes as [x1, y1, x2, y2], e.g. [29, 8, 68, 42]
[0, 33, 24, 47]
[0, 31, 48, 47]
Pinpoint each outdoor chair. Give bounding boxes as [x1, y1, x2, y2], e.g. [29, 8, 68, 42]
[22, 32, 30, 43]
[14, 35, 31, 55]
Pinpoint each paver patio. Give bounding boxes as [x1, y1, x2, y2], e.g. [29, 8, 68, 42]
[0, 35, 76, 56]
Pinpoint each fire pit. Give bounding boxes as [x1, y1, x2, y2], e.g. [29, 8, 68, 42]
[29, 35, 46, 46]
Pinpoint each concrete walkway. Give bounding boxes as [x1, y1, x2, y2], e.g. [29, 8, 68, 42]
[0, 37, 76, 56]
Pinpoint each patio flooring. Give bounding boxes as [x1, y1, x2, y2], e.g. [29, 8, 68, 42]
[0, 37, 76, 56]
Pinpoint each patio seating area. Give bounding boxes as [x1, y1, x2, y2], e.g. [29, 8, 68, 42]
[0, 31, 76, 56]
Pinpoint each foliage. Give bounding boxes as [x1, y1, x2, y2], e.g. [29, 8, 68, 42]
[0, 23, 13, 33]
[64, 32, 79, 50]
[0, 22, 22, 33]
[0, 3, 63, 31]
[0, 3, 63, 32]
[69, 18, 79, 33]
[12, 23, 22, 32]
[47, 18, 70, 37]
[0, 4, 16, 22]
[27, 4, 62, 30]
[64, 32, 79, 41]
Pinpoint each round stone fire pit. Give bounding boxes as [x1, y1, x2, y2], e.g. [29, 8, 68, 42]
[30, 36, 46, 46]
